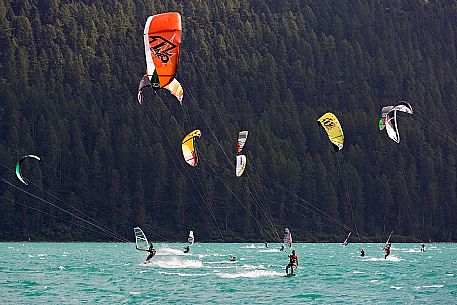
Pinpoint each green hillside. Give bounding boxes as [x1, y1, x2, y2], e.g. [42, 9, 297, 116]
[1, 0, 456, 241]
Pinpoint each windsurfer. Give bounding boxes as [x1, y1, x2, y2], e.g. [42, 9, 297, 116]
[145, 243, 156, 261]
[384, 243, 391, 259]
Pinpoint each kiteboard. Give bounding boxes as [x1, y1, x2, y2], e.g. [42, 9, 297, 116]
[285, 273, 296, 277]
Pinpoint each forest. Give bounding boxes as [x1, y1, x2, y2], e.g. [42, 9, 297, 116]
[1, 0, 457, 242]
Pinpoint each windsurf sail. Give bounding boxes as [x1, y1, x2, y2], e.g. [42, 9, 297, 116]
[343, 232, 351, 246]
[236, 155, 247, 177]
[188, 230, 194, 245]
[283, 228, 292, 248]
[16, 155, 41, 185]
[134, 227, 149, 251]
[384, 231, 393, 248]
[237, 131, 249, 153]
[317, 112, 344, 152]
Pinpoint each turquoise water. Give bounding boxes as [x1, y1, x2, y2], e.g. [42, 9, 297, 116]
[1, 242, 456, 304]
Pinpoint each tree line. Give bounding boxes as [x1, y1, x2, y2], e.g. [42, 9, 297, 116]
[0, 0, 456, 241]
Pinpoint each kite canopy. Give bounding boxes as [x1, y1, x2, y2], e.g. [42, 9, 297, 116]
[378, 106, 394, 131]
[235, 155, 247, 177]
[15, 154, 41, 185]
[317, 112, 344, 152]
[380, 101, 413, 143]
[138, 12, 183, 103]
[137, 76, 152, 104]
[164, 78, 183, 103]
[283, 228, 292, 248]
[182, 130, 201, 167]
[236, 131, 249, 153]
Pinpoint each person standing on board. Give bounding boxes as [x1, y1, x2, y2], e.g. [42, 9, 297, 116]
[360, 249, 365, 257]
[145, 242, 156, 261]
[420, 243, 425, 252]
[384, 243, 391, 259]
[286, 250, 298, 275]
[184, 245, 190, 253]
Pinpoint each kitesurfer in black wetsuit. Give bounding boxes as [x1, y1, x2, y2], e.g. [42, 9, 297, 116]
[360, 249, 365, 257]
[184, 245, 190, 253]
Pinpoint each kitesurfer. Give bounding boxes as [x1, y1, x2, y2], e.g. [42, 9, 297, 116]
[145, 243, 156, 261]
[280, 245, 285, 251]
[343, 240, 348, 246]
[384, 244, 391, 259]
[360, 249, 365, 257]
[420, 243, 425, 252]
[184, 245, 190, 253]
[286, 250, 298, 275]
[265, 242, 268, 248]
[229, 255, 237, 262]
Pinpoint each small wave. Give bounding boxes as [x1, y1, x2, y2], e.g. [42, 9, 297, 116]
[292, 293, 322, 300]
[259, 249, 280, 253]
[446, 274, 454, 277]
[239, 264, 264, 270]
[399, 249, 422, 253]
[390, 286, 403, 290]
[206, 261, 237, 265]
[159, 271, 209, 277]
[58, 266, 65, 270]
[365, 256, 402, 262]
[415, 285, 444, 289]
[217, 270, 283, 278]
[205, 265, 232, 269]
[142, 258, 202, 269]
[352, 270, 364, 274]
[129, 292, 141, 295]
[156, 247, 188, 256]
[37, 254, 47, 257]
[242, 244, 257, 249]
[370, 280, 380, 283]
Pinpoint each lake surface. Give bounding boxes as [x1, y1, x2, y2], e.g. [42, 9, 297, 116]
[1, 242, 456, 304]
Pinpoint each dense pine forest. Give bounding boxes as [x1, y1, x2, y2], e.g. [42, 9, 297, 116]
[1, 0, 457, 242]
